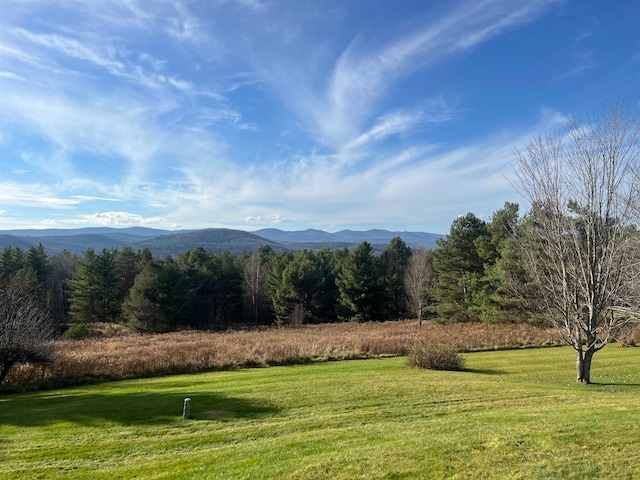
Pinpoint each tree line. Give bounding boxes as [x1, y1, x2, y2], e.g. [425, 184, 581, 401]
[0, 202, 536, 335]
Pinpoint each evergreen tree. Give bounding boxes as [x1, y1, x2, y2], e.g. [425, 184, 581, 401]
[49, 250, 78, 326]
[123, 257, 189, 332]
[178, 247, 217, 329]
[337, 241, 385, 322]
[472, 202, 529, 323]
[270, 250, 337, 325]
[26, 244, 50, 288]
[268, 252, 295, 325]
[380, 237, 411, 320]
[114, 246, 140, 306]
[0, 247, 26, 285]
[68, 249, 119, 323]
[122, 264, 163, 332]
[432, 213, 490, 322]
[310, 248, 340, 323]
[211, 251, 243, 325]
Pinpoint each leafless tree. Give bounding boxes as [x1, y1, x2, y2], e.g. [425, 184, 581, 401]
[0, 286, 54, 383]
[514, 101, 640, 383]
[404, 247, 434, 326]
[243, 248, 271, 326]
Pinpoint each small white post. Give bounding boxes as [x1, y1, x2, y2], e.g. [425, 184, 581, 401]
[183, 397, 191, 419]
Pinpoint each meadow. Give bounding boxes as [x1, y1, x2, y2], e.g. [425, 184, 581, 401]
[5, 321, 561, 387]
[2, 345, 640, 479]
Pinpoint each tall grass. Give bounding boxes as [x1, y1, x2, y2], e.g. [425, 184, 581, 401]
[4, 321, 561, 387]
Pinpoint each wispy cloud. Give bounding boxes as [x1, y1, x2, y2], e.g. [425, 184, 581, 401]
[11, 27, 125, 75]
[0, 70, 26, 81]
[0, 183, 79, 208]
[307, 0, 560, 148]
[558, 50, 599, 79]
[70, 195, 122, 202]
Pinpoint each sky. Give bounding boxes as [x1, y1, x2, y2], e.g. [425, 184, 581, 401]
[0, 0, 639, 234]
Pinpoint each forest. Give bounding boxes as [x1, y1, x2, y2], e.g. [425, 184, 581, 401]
[0, 201, 530, 336]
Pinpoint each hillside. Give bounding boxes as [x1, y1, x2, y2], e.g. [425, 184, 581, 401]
[0, 227, 444, 255]
[133, 228, 286, 256]
[255, 228, 443, 249]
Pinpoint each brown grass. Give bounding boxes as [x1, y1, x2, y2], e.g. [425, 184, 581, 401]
[4, 321, 561, 388]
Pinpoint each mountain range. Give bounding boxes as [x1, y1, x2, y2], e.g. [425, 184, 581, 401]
[0, 227, 444, 256]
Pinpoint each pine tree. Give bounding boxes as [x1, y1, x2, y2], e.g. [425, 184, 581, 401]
[114, 246, 140, 306]
[122, 264, 163, 332]
[380, 237, 411, 320]
[68, 249, 119, 323]
[337, 241, 385, 322]
[432, 213, 490, 322]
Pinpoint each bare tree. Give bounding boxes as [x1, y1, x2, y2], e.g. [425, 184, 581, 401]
[0, 286, 54, 383]
[243, 248, 271, 326]
[514, 101, 640, 383]
[404, 247, 434, 326]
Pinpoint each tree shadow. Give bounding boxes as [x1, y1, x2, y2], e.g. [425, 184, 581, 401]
[588, 382, 640, 388]
[0, 391, 280, 427]
[461, 367, 507, 375]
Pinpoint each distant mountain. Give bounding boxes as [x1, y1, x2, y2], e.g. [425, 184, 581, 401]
[254, 228, 337, 243]
[0, 226, 444, 255]
[133, 228, 286, 256]
[256, 228, 443, 249]
[0, 234, 35, 251]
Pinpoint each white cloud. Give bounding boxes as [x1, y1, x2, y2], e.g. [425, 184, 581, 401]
[245, 214, 294, 224]
[76, 211, 166, 226]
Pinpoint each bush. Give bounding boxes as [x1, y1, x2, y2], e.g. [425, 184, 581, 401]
[62, 323, 91, 340]
[0, 287, 54, 384]
[408, 343, 465, 371]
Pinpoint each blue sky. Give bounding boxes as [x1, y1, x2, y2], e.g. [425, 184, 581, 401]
[0, 0, 639, 234]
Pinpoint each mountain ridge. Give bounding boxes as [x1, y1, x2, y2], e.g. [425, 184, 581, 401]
[0, 227, 444, 255]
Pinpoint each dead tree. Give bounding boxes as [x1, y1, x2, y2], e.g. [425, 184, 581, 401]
[514, 101, 640, 383]
[404, 247, 434, 326]
[0, 286, 54, 383]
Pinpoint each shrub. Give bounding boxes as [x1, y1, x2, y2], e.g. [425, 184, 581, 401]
[408, 343, 465, 371]
[0, 286, 54, 384]
[62, 323, 91, 340]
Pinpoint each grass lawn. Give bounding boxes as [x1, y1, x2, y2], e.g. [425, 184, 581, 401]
[1, 346, 640, 479]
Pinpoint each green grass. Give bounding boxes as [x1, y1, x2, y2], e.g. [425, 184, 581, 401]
[1, 346, 640, 479]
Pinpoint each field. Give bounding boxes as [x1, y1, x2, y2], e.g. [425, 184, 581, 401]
[2, 345, 640, 479]
[5, 321, 561, 387]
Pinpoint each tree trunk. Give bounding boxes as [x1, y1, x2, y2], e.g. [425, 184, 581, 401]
[576, 347, 595, 384]
[252, 294, 258, 326]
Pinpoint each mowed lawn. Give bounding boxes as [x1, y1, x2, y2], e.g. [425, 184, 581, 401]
[2, 346, 640, 479]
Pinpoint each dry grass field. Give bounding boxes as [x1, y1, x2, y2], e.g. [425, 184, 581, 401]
[4, 321, 564, 388]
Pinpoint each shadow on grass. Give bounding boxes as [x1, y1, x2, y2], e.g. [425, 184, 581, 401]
[461, 367, 508, 375]
[588, 382, 640, 387]
[0, 391, 280, 427]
